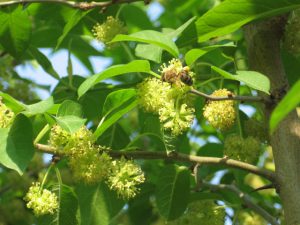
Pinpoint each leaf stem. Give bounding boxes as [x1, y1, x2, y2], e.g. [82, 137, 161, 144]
[34, 124, 50, 144]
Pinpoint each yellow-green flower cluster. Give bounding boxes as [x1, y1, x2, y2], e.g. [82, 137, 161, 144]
[159, 103, 195, 136]
[24, 182, 58, 216]
[49, 125, 111, 184]
[137, 75, 195, 136]
[203, 89, 236, 130]
[137, 77, 172, 113]
[0, 97, 14, 128]
[224, 134, 261, 164]
[171, 200, 225, 225]
[106, 157, 145, 199]
[49, 125, 146, 198]
[92, 16, 126, 46]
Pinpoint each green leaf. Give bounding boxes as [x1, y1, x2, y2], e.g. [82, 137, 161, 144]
[28, 46, 60, 80]
[156, 164, 190, 220]
[58, 185, 79, 225]
[0, 114, 34, 175]
[135, 44, 162, 63]
[56, 10, 89, 50]
[111, 30, 179, 57]
[57, 100, 83, 117]
[211, 66, 270, 94]
[78, 60, 150, 98]
[76, 183, 124, 225]
[185, 43, 236, 65]
[93, 99, 137, 139]
[0, 6, 32, 57]
[196, 0, 300, 42]
[102, 89, 136, 115]
[134, 17, 195, 63]
[24, 97, 54, 116]
[270, 80, 300, 133]
[0, 92, 25, 113]
[56, 115, 86, 134]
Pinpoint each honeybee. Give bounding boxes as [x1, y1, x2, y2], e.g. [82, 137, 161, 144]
[161, 68, 179, 84]
[179, 66, 193, 86]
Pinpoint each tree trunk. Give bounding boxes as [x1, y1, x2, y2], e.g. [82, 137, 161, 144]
[245, 17, 300, 225]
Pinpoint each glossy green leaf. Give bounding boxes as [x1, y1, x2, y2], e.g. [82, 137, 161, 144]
[270, 80, 300, 133]
[185, 43, 236, 65]
[0, 92, 25, 113]
[102, 89, 136, 115]
[93, 99, 137, 139]
[24, 97, 54, 116]
[0, 6, 31, 57]
[196, 0, 300, 42]
[56, 9, 89, 50]
[58, 185, 79, 225]
[134, 17, 196, 63]
[56, 115, 86, 134]
[28, 46, 60, 80]
[0, 114, 34, 175]
[111, 30, 179, 57]
[78, 60, 150, 98]
[76, 183, 124, 225]
[57, 100, 83, 117]
[212, 66, 270, 94]
[156, 164, 190, 220]
[135, 44, 162, 63]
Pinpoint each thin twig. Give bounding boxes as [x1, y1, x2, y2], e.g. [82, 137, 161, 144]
[202, 182, 280, 225]
[0, 0, 144, 10]
[190, 88, 268, 103]
[34, 143, 276, 182]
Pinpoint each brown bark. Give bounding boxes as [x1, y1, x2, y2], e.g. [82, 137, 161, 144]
[245, 16, 300, 225]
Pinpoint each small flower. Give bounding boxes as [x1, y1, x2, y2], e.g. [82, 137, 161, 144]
[106, 157, 145, 199]
[0, 97, 14, 128]
[24, 182, 58, 216]
[92, 16, 126, 46]
[224, 135, 261, 164]
[203, 89, 236, 130]
[137, 77, 172, 113]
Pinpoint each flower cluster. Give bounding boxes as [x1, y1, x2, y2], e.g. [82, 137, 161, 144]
[106, 157, 145, 199]
[137, 59, 195, 136]
[0, 97, 14, 128]
[24, 182, 58, 216]
[224, 134, 261, 164]
[171, 200, 225, 225]
[203, 89, 236, 130]
[49, 125, 145, 198]
[92, 16, 126, 46]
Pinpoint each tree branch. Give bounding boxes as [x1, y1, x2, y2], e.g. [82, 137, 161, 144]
[0, 0, 145, 10]
[202, 182, 280, 225]
[34, 143, 276, 182]
[190, 88, 269, 103]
